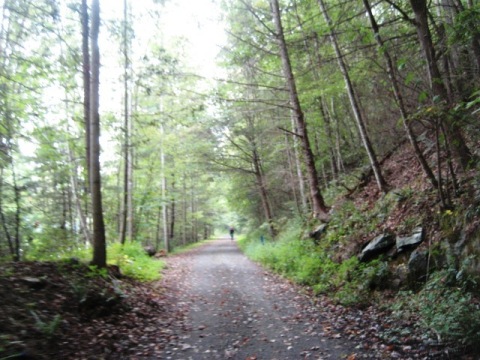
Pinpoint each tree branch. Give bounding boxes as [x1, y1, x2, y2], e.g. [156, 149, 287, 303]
[277, 126, 303, 138]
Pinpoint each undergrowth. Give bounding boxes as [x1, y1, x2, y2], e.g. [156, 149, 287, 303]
[389, 270, 480, 352]
[108, 243, 164, 282]
[26, 242, 164, 282]
[238, 216, 390, 306]
[239, 182, 480, 351]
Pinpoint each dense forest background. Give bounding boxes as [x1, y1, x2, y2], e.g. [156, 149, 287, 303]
[1, 0, 478, 262]
[1, 0, 480, 356]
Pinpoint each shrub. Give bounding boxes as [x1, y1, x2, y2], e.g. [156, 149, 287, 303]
[108, 242, 164, 282]
[391, 271, 480, 351]
[240, 216, 395, 306]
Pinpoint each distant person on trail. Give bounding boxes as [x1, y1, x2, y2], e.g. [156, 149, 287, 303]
[229, 226, 235, 240]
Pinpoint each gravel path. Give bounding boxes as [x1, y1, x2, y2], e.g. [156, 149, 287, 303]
[161, 238, 363, 360]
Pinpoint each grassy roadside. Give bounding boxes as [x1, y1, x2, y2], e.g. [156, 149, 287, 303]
[237, 208, 480, 353]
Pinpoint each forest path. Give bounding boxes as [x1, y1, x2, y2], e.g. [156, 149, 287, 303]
[159, 238, 365, 360]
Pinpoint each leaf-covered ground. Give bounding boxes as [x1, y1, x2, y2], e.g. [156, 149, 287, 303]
[0, 260, 185, 359]
[1, 241, 475, 359]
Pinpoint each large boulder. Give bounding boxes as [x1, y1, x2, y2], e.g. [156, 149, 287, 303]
[396, 227, 424, 252]
[358, 233, 395, 262]
[408, 249, 429, 286]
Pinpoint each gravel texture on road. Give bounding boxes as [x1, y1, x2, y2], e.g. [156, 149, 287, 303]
[161, 238, 364, 360]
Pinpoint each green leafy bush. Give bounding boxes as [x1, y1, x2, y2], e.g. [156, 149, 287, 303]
[30, 311, 62, 340]
[31, 241, 164, 282]
[26, 228, 79, 260]
[108, 242, 164, 282]
[239, 218, 383, 305]
[391, 271, 480, 350]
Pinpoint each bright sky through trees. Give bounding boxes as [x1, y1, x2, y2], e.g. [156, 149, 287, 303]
[101, 0, 226, 80]
[94, 0, 226, 164]
[96, 0, 226, 127]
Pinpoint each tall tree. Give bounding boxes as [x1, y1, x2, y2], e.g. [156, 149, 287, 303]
[318, 0, 388, 194]
[270, 0, 329, 220]
[118, 0, 131, 245]
[408, 0, 474, 170]
[89, 0, 107, 268]
[81, 0, 91, 185]
[362, 0, 438, 188]
[160, 121, 170, 252]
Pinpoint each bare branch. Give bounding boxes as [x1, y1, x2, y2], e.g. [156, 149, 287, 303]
[277, 126, 303, 138]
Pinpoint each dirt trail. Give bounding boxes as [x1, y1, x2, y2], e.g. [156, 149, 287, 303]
[160, 238, 365, 360]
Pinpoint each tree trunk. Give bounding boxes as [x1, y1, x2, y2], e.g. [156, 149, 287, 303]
[68, 142, 91, 244]
[13, 166, 20, 261]
[291, 7, 339, 182]
[284, 133, 301, 214]
[160, 122, 169, 252]
[191, 185, 197, 242]
[329, 98, 346, 173]
[155, 205, 162, 250]
[363, 0, 438, 188]
[80, 0, 92, 245]
[318, 0, 388, 194]
[118, 0, 129, 245]
[89, 0, 107, 268]
[0, 168, 16, 261]
[182, 172, 187, 246]
[252, 146, 276, 237]
[81, 0, 91, 187]
[169, 175, 175, 243]
[319, 96, 338, 180]
[127, 89, 135, 241]
[409, 0, 473, 170]
[270, 0, 329, 220]
[291, 116, 308, 213]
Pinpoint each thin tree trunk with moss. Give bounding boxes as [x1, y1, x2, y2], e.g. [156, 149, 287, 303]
[182, 172, 187, 246]
[328, 98, 345, 173]
[363, 0, 438, 188]
[160, 122, 170, 252]
[118, 0, 129, 245]
[285, 133, 301, 214]
[68, 142, 91, 244]
[169, 175, 176, 243]
[252, 143, 276, 237]
[292, 1, 338, 181]
[89, 0, 107, 268]
[318, 0, 388, 194]
[81, 0, 90, 187]
[290, 116, 308, 213]
[127, 86, 136, 241]
[319, 97, 338, 180]
[409, 0, 474, 170]
[270, 0, 329, 220]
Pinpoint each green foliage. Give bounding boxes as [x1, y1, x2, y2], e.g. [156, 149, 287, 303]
[30, 311, 62, 340]
[450, 5, 480, 45]
[27, 241, 164, 282]
[108, 242, 164, 282]
[391, 271, 480, 350]
[26, 228, 81, 261]
[326, 198, 383, 245]
[239, 217, 394, 306]
[86, 265, 109, 279]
